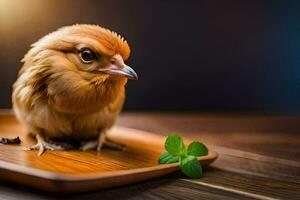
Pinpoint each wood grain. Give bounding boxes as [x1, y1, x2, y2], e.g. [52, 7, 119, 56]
[0, 110, 299, 199]
[0, 111, 217, 193]
[115, 112, 300, 199]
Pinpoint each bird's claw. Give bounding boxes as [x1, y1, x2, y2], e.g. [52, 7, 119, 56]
[80, 140, 98, 151]
[25, 134, 73, 156]
[103, 140, 126, 151]
[24, 142, 65, 156]
[80, 136, 125, 152]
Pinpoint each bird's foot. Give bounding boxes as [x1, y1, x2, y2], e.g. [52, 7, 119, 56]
[80, 134, 125, 151]
[25, 134, 73, 156]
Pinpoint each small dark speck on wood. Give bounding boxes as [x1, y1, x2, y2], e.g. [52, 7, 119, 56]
[0, 137, 21, 145]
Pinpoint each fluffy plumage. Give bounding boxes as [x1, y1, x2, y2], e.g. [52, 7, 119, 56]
[12, 24, 137, 154]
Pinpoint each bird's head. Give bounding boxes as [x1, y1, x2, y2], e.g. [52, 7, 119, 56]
[23, 24, 137, 81]
[20, 24, 138, 113]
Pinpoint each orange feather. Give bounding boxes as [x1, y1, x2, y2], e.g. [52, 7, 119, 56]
[12, 24, 132, 142]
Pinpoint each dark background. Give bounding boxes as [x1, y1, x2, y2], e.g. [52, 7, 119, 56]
[0, 0, 299, 112]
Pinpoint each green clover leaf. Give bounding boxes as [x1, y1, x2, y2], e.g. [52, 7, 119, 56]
[164, 134, 185, 156]
[180, 155, 202, 178]
[158, 152, 179, 164]
[158, 134, 208, 179]
[187, 141, 208, 157]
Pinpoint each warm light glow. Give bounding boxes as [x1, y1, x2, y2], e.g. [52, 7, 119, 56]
[0, 0, 52, 32]
[0, 0, 23, 29]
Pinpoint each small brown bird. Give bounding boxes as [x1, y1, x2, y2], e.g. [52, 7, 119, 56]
[12, 24, 138, 155]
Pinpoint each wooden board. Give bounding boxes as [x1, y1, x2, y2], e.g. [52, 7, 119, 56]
[0, 112, 218, 193]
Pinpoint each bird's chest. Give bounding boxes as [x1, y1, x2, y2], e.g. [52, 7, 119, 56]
[34, 106, 117, 140]
[69, 110, 117, 140]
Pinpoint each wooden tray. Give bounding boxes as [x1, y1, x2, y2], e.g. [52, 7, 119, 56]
[0, 111, 218, 193]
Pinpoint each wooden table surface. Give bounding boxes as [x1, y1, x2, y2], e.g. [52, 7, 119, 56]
[0, 111, 299, 200]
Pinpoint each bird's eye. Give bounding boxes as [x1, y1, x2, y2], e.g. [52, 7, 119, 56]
[79, 48, 96, 64]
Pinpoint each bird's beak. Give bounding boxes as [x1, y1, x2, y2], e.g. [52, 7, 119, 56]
[100, 54, 138, 80]
[106, 64, 138, 80]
